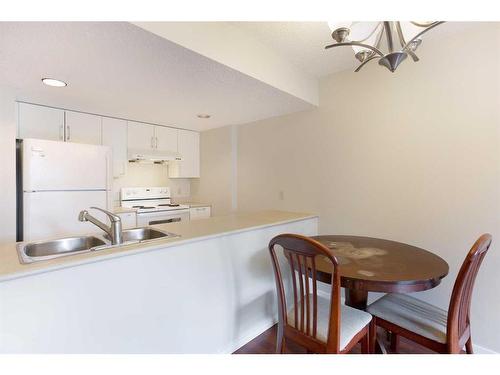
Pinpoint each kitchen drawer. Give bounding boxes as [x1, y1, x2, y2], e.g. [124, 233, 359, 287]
[117, 212, 137, 229]
[189, 206, 211, 220]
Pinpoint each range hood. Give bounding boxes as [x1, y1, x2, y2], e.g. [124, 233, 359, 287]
[128, 149, 182, 163]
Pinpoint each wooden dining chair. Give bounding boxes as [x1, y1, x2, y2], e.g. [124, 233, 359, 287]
[268, 233, 372, 354]
[367, 234, 492, 354]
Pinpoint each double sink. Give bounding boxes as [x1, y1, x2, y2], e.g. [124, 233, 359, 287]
[17, 227, 179, 264]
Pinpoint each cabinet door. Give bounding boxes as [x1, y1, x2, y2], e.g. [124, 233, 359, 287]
[18, 103, 65, 141]
[65, 111, 102, 144]
[169, 130, 200, 178]
[189, 206, 211, 220]
[102, 117, 128, 178]
[155, 126, 178, 152]
[127, 121, 155, 150]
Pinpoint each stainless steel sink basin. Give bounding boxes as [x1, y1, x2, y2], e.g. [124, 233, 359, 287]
[103, 227, 177, 243]
[17, 236, 107, 264]
[17, 227, 179, 264]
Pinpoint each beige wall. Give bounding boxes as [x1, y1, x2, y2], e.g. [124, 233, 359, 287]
[197, 23, 500, 352]
[191, 125, 234, 215]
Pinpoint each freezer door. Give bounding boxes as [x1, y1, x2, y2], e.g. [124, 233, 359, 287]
[23, 191, 108, 241]
[23, 138, 111, 191]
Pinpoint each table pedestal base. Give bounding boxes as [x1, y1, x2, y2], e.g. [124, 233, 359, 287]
[345, 289, 368, 310]
[345, 288, 386, 354]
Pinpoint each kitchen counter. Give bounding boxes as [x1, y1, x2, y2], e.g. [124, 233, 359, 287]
[172, 200, 211, 208]
[0, 210, 316, 283]
[0, 210, 318, 353]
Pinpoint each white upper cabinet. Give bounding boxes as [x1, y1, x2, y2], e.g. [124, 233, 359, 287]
[18, 103, 65, 141]
[127, 121, 155, 150]
[64, 111, 102, 145]
[155, 126, 178, 152]
[18, 103, 200, 179]
[128, 121, 178, 153]
[102, 117, 128, 178]
[169, 129, 200, 178]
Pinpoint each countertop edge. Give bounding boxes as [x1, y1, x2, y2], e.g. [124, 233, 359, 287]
[0, 213, 318, 283]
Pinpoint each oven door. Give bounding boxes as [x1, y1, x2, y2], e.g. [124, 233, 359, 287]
[137, 209, 190, 226]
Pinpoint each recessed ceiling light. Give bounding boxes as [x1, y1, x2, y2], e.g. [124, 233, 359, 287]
[197, 114, 211, 119]
[42, 78, 67, 87]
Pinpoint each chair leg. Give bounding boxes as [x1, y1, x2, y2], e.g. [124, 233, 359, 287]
[361, 328, 370, 354]
[369, 319, 377, 354]
[276, 325, 285, 354]
[390, 333, 399, 353]
[281, 339, 286, 354]
[465, 337, 474, 354]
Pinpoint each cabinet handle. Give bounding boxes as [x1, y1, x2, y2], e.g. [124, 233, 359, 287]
[67, 125, 71, 141]
[155, 137, 159, 149]
[59, 125, 63, 140]
[151, 136, 155, 149]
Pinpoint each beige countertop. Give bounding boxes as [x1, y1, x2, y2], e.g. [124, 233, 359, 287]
[172, 200, 211, 208]
[0, 210, 317, 283]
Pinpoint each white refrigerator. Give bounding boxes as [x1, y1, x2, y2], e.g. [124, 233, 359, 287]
[19, 138, 112, 241]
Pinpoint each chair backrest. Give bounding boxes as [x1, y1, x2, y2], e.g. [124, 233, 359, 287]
[446, 233, 492, 351]
[269, 233, 341, 353]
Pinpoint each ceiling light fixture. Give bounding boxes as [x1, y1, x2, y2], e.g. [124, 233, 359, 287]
[41, 78, 68, 87]
[325, 21, 444, 72]
[197, 114, 211, 119]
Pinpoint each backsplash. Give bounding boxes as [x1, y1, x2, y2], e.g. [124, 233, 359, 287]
[112, 162, 191, 206]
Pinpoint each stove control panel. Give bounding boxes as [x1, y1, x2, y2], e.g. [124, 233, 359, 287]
[121, 187, 170, 200]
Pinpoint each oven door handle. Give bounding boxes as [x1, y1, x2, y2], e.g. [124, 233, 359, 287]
[148, 218, 182, 225]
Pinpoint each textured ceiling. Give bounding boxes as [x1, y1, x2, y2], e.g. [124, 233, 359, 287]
[0, 22, 314, 131]
[0, 22, 483, 131]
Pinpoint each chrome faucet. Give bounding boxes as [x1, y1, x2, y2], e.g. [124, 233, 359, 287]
[78, 207, 123, 245]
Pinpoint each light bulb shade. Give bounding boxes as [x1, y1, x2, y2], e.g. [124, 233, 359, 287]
[327, 21, 352, 32]
[350, 22, 383, 55]
[398, 21, 436, 46]
[349, 22, 381, 42]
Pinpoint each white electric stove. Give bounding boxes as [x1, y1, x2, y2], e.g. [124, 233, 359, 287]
[121, 187, 190, 226]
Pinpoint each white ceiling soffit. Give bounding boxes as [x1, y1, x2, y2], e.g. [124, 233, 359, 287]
[132, 22, 319, 106]
[0, 22, 315, 131]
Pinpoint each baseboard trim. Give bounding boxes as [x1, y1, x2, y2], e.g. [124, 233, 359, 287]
[473, 343, 498, 354]
[220, 318, 278, 354]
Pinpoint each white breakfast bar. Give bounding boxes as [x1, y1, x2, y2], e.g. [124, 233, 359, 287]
[0, 210, 318, 353]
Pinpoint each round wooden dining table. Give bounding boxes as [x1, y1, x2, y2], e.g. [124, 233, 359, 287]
[311, 235, 449, 310]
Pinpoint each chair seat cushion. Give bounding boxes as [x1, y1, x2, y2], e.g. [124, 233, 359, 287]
[367, 293, 448, 344]
[286, 294, 372, 350]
